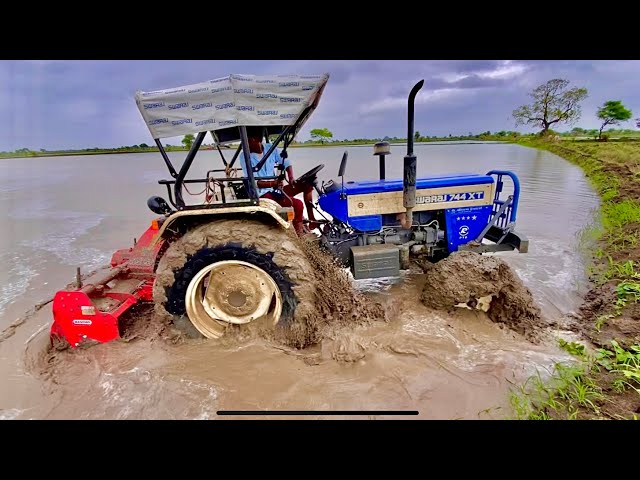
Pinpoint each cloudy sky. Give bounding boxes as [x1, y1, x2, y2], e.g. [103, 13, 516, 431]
[1, 60, 638, 151]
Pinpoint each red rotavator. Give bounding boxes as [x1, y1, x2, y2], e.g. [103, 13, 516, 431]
[51, 219, 165, 347]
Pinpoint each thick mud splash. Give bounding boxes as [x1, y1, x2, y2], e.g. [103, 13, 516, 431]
[420, 251, 543, 342]
[152, 219, 385, 349]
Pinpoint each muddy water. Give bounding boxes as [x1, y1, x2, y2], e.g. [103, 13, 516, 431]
[0, 143, 599, 419]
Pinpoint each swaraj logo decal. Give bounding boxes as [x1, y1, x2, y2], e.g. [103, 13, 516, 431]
[210, 78, 228, 84]
[195, 119, 215, 127]
[143, 102, 165, 109]
[141, 90, 164, 97]
[280, 97, 301, 103]
[234, 88, 254, 94]
[256, 79, 276, 84]
[215, 102, 235, 110]
[192, 102, 213, 110]
[163, 88, 186, 95]
[258, 110, 278, 116]
[219, 119, 238, 127]
[278, 81, 300, 87]
[211, 86, 232, 94]
[231, 75, 252, 82]
[416, 191, 485, 204]
[149, 118, 169, 125]
[458, 225, 470, 240]
[302, 85, 315, 91]
[257, 93, 278, 99]
[171, 118, 193, 126]
[168, 102, 189, 110]
[300, 75, 323, 79]
[280, 113, 297, 119]
[236, 105, 255, 111]
[188, 87, 209, 94]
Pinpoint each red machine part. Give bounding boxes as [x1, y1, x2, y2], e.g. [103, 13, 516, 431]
[50, 218, 166, 348]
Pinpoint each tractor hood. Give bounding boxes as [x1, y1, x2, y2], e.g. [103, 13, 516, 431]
[135, 73, 330, 142]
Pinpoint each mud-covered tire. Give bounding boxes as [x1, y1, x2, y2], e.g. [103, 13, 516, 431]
[153, 219, 316, 345]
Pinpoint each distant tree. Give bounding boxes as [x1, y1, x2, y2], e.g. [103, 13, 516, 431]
[310, 128, 333, 144]
[139, 143, 149, 149]
[513, 78, 588, 135]
[182, 134, 195, 150]
[596, 100, 632, 140]
[414, 131, 421, 141]
[40, 148, 46, 153]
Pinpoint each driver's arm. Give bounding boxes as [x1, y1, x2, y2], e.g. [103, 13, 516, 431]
[282, 154, 295, 184]
[257, 179, 279, 188]
[285, 165, 295, 184]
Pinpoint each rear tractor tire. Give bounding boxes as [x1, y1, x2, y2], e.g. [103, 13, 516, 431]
[153, 219, 316, 343]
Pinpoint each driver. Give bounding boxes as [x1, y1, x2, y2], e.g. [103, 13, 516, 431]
[263, 131, 320, 231]
[242, 128, 306, 236]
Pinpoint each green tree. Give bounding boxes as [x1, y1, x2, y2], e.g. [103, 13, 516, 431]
[414, 131, 421, 141]
[513, 78, 588, 135]
[182, 134, 195, 150]
[596, 100, 632, 140]
[139, 143, 149, 149]
[310, 128, 333, 144]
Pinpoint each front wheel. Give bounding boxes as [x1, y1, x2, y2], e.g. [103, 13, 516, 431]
[153, 219, 317, 346]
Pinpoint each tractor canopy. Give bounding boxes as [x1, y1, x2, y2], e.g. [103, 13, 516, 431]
[135, 73, 330, 144]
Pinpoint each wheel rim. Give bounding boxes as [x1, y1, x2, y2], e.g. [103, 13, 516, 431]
[185, 260, 283, 339]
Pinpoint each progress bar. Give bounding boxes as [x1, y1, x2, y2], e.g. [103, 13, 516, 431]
[216, 411, 419, 416]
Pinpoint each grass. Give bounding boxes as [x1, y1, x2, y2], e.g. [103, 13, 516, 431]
[509, 359, 603, 420]
[509, 338, 640, 420]
[509, 138, 640, 420]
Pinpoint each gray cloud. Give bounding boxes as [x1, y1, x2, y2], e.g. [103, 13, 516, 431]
[1, 60, 639, 151]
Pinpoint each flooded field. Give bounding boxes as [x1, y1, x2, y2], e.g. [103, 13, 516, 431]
[0, 142, 599, 419]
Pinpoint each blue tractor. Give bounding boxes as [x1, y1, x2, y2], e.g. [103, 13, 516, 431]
[50, 73, 528, 347]
[311, 80, 527, 280]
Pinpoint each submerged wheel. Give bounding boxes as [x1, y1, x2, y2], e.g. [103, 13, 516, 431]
[184, 260, 282, 338]
[153, 218, 315, 344]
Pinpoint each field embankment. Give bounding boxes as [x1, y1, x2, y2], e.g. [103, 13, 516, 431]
[512, 139, 640, 419]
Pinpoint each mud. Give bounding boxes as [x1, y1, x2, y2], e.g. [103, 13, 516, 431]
[580, 283, 640, 349]
[152, 219, 385, 349]
[17, 263, 569, 420]
[420, 251, 543, 343]
[0, 145, 601, 420]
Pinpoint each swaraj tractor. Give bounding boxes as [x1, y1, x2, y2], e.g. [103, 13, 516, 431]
[50, 73, 528, 348]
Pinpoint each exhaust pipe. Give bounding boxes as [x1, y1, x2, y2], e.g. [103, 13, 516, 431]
[402, 79, 424, 229]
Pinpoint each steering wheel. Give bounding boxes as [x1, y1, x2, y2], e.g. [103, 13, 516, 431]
[295, 164, 324, 186]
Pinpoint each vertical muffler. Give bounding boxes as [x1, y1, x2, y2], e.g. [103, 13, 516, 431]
[402, 79, 424, 229]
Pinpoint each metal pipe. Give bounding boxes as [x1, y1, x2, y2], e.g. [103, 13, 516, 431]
[215, 143, 229, 167]
[174, 131, 206, 209]
[402, 80, 424, 229]
[79, 265, 128, 295]
[379, 155, 386, 180]
[238, 126, 260, 202]
[227, 144, 242, 169]
[154, 139, 178, 178]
